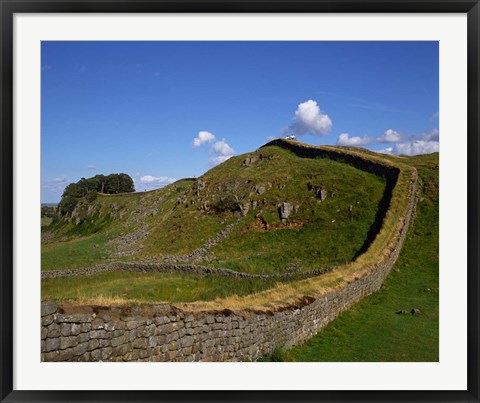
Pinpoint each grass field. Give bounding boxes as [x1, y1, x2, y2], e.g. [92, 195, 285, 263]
[259, 152, 439, 361]
[42, 271, 284, 303]
[41, 217, 53, 227]
[41, 232, 116, 271]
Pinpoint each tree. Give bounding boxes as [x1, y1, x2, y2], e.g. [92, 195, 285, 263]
[57, 173, 135, 217]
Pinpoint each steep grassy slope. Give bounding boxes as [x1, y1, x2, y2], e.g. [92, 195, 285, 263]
[262, 152, 439, 361]
[42, 145, 386, 279]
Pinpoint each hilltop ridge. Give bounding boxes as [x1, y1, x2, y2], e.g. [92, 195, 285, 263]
[43, 140, 388, 279]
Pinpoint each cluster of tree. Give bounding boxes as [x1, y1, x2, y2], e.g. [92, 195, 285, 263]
[57, 173, 134, 217]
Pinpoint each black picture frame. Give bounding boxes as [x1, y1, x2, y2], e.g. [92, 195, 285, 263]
[1, 1, 479, 402]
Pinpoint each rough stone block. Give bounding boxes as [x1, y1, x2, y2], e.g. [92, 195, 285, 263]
[104, 322, 117, 332]
[59, 336, 78, 350]
[87, 339, 100, 351]
[126, 320, 139, 330]
[143, 324, 156, 337]
[89, 330, 107, 339]
[91, 318, 104, 330]
[41, 315, 54, 326]
[62, 313, 94, 323]
[41, 301, 58, 316]
[155, 325, 167, 336]
[60, 323, 71, 337]
[47, 323, 60, 338]
[124, 350, 141, 361]
[153, 316, 170, 326]
[111, 334, 127, 348]
[101, 347, 113, 361]
[148, 336, 157, 348]
[206, 315, 215, 324]
[181, 336, 194, 348]
[113, 343, 132, 357]
[70, 323, 82, 336]
[73, 342, 88, 356]
[44, 337, 60, 352]
[132, 338, 147, 349]
[136, 325, 146, 338]
[113, 329, 125, 338]
[166, 331, 179, 343]
[90, 349, 101, 361]
[78, 332, 90, 343]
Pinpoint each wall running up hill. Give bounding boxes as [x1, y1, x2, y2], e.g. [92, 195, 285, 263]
[41, 142, 417, 362]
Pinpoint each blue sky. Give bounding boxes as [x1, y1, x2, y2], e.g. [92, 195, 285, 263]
[41, 41, 438, 203]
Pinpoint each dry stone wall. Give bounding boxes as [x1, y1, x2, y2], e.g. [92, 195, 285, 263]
[41, 141, 417, 362]
[41, 261, 332, 281]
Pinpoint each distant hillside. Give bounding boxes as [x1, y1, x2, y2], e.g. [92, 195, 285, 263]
[42, 142, 387, 277]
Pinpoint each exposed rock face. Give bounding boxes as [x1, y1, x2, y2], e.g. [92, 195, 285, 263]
[238, 202, 250, 217]
[307, 182, 327, 201]
[242, 156, 259, 167]
[317, 188, 327, 201]
[194, 180, 206, 196]
[255, 185, 266, 195]
[254, 183, 271, 195]
[279, 202, 294, 220]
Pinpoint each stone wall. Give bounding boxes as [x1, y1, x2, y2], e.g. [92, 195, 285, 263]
[41, 261, 333, 281]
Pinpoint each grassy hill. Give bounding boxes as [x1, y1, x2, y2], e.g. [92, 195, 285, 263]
[41, 141, 438, 362]
[42, 143, 389, 302]
[260, 152, 439, 361]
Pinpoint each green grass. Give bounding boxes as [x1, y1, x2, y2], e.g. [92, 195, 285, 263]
[41, 217, 53, 227]
[262, 153, 439, 362]
[41, 271, 284, 303]
[41, 232, 116, 271]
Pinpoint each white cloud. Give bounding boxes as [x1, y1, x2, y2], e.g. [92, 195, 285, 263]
[211, 139, 234, 156]
[87, 164, 96, 170]
[376, 147, 394, 155]
[336, 133, 373, 147]
[420, 128, 439, 141]
[289, 99, 332, 136]
[209, 139, 235, 166]
[42, 176, 69, 190]
[192, 131, 235, 166]
[139, 175, 176, 186]
[391, 140, 439, 156]
[41, 65, 52, 71]
[431, 111, 439, 121]
[193, 131, 216, 148]
[377, 129, 402, 143]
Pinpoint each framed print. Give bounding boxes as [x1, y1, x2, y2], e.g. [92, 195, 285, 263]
[1, 1, 479, 402]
